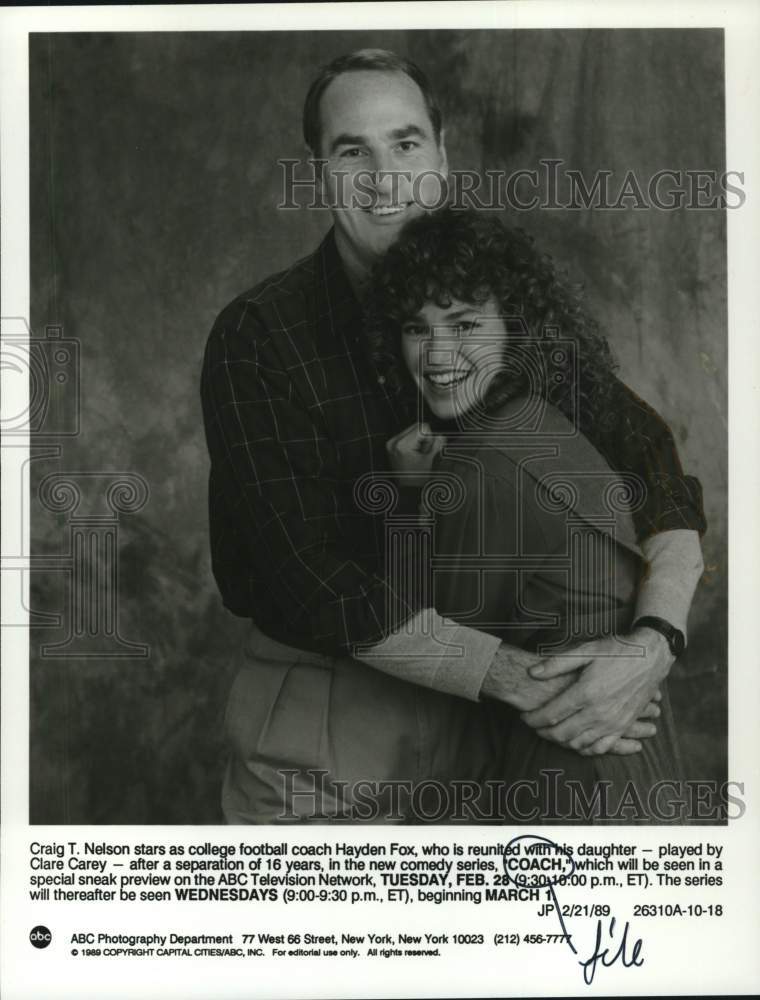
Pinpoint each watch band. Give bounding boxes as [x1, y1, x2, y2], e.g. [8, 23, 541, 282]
[633, 615, 686, 656]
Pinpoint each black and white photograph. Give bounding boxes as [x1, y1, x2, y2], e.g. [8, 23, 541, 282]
[2, 3, 759, 998]
[25, 26, 727, 826]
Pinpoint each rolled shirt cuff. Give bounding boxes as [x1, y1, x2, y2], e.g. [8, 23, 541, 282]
[634, 529, 705, 641]
[353, 609, 502, 701]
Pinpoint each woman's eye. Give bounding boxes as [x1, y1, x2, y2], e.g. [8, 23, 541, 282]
[457, 321, 480, 335]
[402, 324, 427, 337]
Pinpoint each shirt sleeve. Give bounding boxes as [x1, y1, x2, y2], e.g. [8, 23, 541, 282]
[634, 529, 705, 641]
[355, 609, 501, 702]
[590, 376, 708, 541]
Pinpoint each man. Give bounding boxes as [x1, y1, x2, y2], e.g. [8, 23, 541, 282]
[200, 49, 705, 824]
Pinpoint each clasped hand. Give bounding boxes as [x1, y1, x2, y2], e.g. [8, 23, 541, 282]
[520, 629, 674, 756]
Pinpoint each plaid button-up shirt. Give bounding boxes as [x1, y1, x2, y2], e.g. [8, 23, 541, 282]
[201, 228, 706, 661]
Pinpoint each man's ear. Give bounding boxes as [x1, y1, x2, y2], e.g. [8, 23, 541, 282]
[307, 145, 324, 195]
[438, 129, 449, 178]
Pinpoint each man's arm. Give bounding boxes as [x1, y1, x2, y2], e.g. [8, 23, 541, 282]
[202, 303, 548, 705]
[591, 375, 707, 541]
[635, 529, 705, 639]
[356, 608, 573, 703]
[360, 615, 660, 754]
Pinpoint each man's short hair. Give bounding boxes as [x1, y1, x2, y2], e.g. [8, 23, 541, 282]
[302, 48, 443, 156]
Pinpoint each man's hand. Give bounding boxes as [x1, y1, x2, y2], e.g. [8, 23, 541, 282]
[481, 640, 663, 755]
[520, 628, 674, 755]
[481, 643, 578, 711]
[386, 422, 446, 485]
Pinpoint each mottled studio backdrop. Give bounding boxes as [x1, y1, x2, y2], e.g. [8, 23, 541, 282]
[29, 30, 727, 823]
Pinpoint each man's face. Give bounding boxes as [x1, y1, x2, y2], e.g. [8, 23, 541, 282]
[401, 296, 508, 421]
[317, 70, 448, 268]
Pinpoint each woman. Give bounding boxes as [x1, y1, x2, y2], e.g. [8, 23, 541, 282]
[368, 207, 704, 824]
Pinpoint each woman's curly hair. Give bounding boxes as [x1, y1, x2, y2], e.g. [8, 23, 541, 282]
[366, 207, 618, 428]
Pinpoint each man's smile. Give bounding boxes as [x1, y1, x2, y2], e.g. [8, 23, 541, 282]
[363, 201, 413, 218]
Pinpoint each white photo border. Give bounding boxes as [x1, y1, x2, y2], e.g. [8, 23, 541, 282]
[2, 3, 759, 998]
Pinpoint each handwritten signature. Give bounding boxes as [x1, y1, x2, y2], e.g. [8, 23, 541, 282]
[503, 834, 644, 986]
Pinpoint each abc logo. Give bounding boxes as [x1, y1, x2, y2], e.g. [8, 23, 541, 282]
[30, 925, 52, 949]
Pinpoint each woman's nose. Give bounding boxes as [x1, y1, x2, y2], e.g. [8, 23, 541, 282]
[425, 338, 461, 370]
[429, 324, 461, 342]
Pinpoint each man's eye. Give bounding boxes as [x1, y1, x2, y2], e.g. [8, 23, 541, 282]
[339, 147, 365, 159]
[396, 140, 420, 153]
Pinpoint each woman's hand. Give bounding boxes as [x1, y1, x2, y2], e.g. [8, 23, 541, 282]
[519, 629, 674, 755]
[386, 421, 446, 486]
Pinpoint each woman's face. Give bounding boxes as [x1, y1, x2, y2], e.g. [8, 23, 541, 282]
[400, 295, 508, 420]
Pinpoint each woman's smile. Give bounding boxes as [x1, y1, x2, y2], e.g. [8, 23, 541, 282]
[423, 366, 473, 390]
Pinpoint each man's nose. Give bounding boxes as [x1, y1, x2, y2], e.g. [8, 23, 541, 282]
[367, 151, 400, 194]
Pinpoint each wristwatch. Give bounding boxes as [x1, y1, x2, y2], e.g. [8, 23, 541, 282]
[633, 616, 686, 657]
